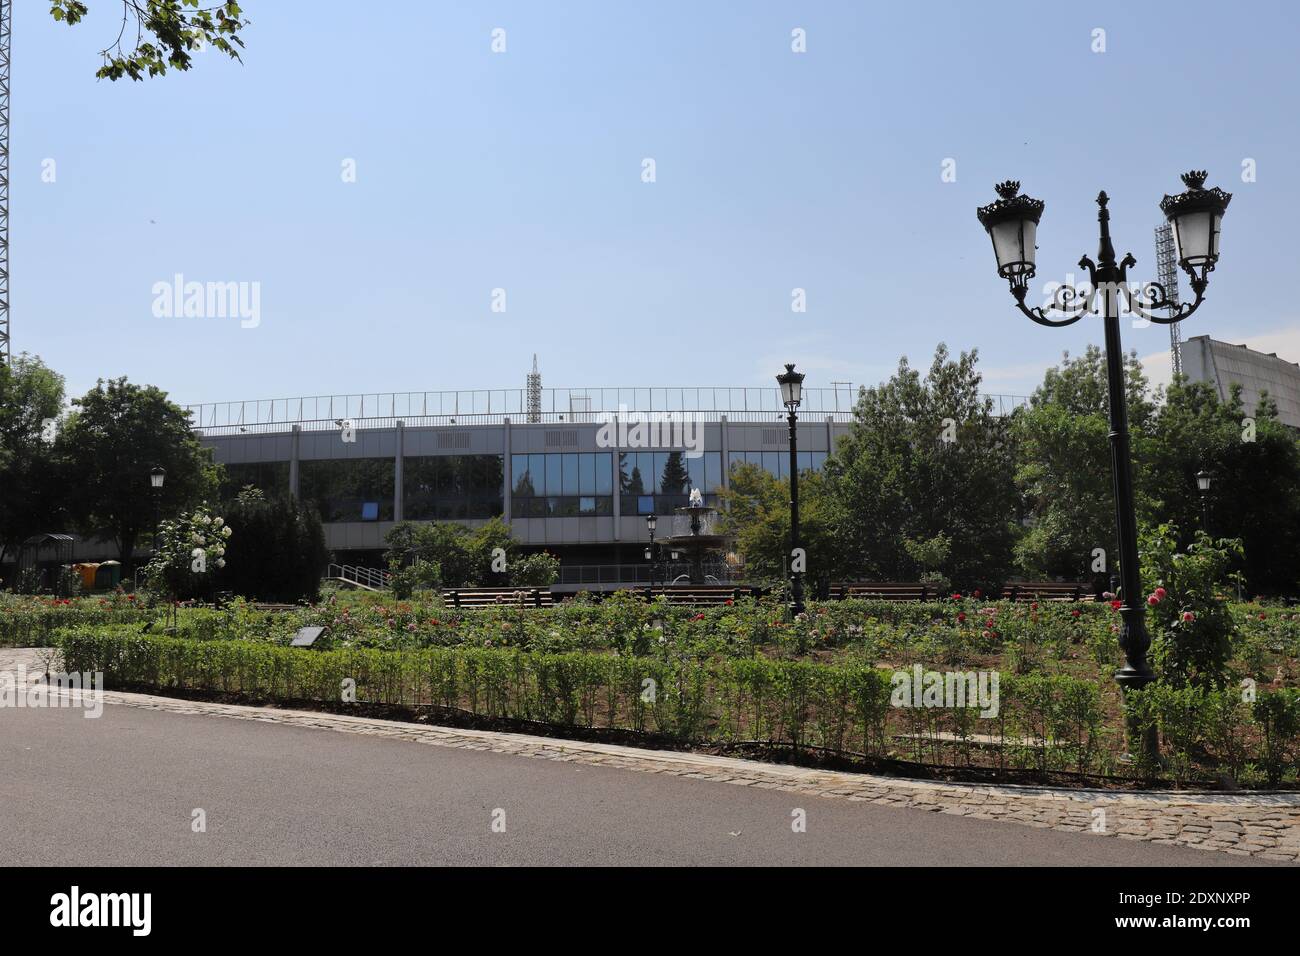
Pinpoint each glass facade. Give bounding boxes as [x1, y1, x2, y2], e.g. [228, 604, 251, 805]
[219, 460, 290, 500]
[299, 458, 395, 523]
[728, 450, 827, 480]
[404, 455, 504, 520]
[619, 451, 722, 516]
[511, 452, 613, 517]
[217, 445, 827, 526]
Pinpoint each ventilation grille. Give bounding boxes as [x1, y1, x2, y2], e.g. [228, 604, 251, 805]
[437, 432, 471, 449]
[545, 429, 579, 447]
[761, 428, 786, 446]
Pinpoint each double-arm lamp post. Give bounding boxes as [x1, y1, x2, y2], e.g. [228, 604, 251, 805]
[978, 172, 1230, 745]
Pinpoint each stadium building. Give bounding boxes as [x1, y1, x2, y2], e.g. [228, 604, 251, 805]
[1181, 335, 1300, 429]
[187, 373, 1027, 588]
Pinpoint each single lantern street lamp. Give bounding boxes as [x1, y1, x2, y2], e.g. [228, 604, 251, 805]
[1197, 469, 1213, 532]
[149, 466, 166, 556]
[776, 363, 807, 616]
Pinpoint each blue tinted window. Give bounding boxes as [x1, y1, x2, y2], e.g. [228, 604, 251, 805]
[561, 453, 578, 495]
[595, 453, 612, 495]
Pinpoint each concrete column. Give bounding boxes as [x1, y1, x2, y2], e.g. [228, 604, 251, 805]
[611, 414, 620, 541]
[503, 416, 512, 524]
[825, 415, 834, 461]
[719, 414, 730, 493]
[394, 420, 405, 522]
[289, 424, 301, 499]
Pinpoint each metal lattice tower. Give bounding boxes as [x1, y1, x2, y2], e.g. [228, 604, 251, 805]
[526, 354, 542, 423]
[0, 0, 10, 365]
[1155, 223, 1181, 378]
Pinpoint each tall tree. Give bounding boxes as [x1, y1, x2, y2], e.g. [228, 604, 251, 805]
[659, 452, 690, 496]
[0, 355, 66, 573]
[1013, 346, 1155, 580]
[56, 378, 218, 578]
[824, 344, 1020, 590]
[50, 0, 249, 81]
[719, 461, 838, 583]
[1143, 380, 1300, 596]
[216, 487, 328, 603]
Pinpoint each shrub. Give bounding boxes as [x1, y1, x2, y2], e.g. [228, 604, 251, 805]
[1143, 524, 1241, 689]
[141, 505, 232, 602]
[216, 489, 328, 603]
[1252, 689, 1300, 786]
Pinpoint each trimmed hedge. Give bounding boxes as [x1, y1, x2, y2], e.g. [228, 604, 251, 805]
[53, 627, 1129, 777]
[57, 626, 1300, 785]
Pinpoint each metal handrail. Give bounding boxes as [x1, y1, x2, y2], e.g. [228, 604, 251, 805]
[326, 564, 391, 589]
[185, 386, 1030, 432]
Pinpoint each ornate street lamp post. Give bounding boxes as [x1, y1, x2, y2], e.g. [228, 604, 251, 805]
[645, 514, 659, 587]
[149, 466, 166, 555]
[1197, 469, 1213, 533]
[776, 363, 806, 616]
[978, 172, 1230, 758]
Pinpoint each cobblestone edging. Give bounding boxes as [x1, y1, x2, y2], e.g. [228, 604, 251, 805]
[3, 648, 1298, 862]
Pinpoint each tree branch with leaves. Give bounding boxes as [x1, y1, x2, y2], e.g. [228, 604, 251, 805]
[50, 0, 248, 81]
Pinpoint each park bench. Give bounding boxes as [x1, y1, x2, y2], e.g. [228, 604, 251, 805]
[445, 587, 555, 609]
[641, 585, 760, 606]
[1000, 582, 1096, 602]
[840, 582, 935, 601]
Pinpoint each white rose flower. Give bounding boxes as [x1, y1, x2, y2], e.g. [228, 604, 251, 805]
[201, 515, 212, 525]
[215, 558, 226, 569]
[222, 526, 232, 538]
[214, 517, 224, 528]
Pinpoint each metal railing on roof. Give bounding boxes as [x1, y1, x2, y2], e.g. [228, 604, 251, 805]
[184, 386, 1030, 434]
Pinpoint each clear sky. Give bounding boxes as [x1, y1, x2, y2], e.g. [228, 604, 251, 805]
[14, 0, 1300, 408]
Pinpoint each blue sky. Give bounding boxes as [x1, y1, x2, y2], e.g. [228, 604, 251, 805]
[15, 0, 1300, 407]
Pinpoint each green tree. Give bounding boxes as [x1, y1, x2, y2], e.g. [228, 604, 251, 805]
[1013, 346, 1155, 580]
[720, 462, 838, 583]
[659, 452, 690, 496]
[0, 355, 66, 574]
[1143, 380, 1300, 596]
[215, 487, 328, 602]
[56, 377, 219, 578]
[824, 344, 1020, 590]
[50, 0, 248, 81]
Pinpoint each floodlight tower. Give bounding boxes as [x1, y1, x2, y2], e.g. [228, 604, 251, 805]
[1155, 223, 1182, 377]
[0, 0, 10, 365]
[526, 354, 542, 423]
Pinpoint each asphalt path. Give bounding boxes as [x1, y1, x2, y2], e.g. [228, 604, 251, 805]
[0, 702, 1269, 866]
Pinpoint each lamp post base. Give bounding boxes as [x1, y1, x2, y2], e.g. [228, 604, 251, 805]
[1115, 667, 1160, 770]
